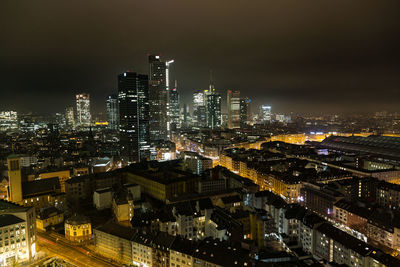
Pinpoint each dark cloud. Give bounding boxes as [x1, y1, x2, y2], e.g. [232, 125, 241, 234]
[0, 0, 399, 114]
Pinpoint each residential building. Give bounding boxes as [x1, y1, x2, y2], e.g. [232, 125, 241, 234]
[36, 207, 64, 231]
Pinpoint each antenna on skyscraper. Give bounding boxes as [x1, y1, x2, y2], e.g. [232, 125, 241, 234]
[209, 69, 214, 91]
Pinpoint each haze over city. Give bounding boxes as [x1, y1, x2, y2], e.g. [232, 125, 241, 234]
[2, 1, 400, 267]
[1, 0, 400, 114]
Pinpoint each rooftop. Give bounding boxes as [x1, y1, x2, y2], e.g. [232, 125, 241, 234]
[0, 214, 25, 227]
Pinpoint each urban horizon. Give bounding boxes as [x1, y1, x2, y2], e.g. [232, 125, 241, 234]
[1, 1, 400, 267]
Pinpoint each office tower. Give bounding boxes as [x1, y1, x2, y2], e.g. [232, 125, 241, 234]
[75, 93, 91, 127]
[197, 106, 207, 127]
[227, 90, 241, 129]
[192, 90, 205, 125]
[106, 94, 119, 130]
[240, 97, 251, 126]
[260, 105, 272, 123]
[118, 71, 150, 163]
[193, 90, 205, 111]
[55, 113, 66, 129]
[205, 89, 221, 129]
[169, 81, 180, 130]
[0, 111, 18, 131]
[148, 54, 174, 141]
[65, 107, 75, 129]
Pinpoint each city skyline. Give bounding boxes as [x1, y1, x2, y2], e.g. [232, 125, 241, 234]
[1, 0, 400, 114]
[3, 1, 400, 266]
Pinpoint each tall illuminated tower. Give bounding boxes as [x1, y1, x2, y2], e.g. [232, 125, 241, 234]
[260, 105, 272, 123]
[169, 80, 180, 130]
[240, 98, 251, 126]
[227, 90, 241, 129]
[106, 94, 119, 130]
[148, 54, 174, 141]
[65, 107, 75, 129]
[75, 93, 91, 127]
[204, 72, 221, 129]
[118, 72, 150, 163]
[205, 89, 221, 129]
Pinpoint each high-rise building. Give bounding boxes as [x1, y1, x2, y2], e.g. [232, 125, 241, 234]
[227, 90, 241, 129]
[55, 113, 66, 129]
[193, 90, 205, 111]
[192, 90, 205, 126]
[169, 81, 180, 130]
[196, 106, 207, 127]
[240, 98, 251, 126]
[106, 94, 119, 130]
[0, 111, 18, 131]
[65, 107, 75, 129]
[148, 54, 174, 141]
[205, 88, 221, 129]
[260, 105, 272, 123]
[118, 72, 150, 163]
[75, 93, 91, 127]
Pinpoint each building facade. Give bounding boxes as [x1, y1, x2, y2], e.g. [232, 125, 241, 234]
[227, 90, 241, 129]
[106, 94, 119, 130]
[118, 71, 150, 163]
[75, 93, 91, 127]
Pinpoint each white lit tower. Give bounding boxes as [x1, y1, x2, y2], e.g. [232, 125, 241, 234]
[75, 93, 91, 127]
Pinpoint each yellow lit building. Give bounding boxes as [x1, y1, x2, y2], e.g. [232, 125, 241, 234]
[36, 207, 64, 231]
[7, 155, 24, 203]
[73, 167, 89, 177]
[270, 133, 306, 144]
[124, 169, 199, 202]
[7, 155, 65, 209]
[65, 214, 92, 242]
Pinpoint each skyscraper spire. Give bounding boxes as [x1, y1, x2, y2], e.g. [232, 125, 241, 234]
[209, 69, 214, 91]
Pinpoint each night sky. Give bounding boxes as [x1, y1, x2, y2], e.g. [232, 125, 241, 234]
[1, 0, 400, 115]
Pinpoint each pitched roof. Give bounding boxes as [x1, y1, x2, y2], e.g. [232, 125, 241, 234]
[22, 177, 60, 197]
[95, 220, 136, 240]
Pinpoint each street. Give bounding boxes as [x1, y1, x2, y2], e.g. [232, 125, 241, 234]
[35, 231, 118, 267]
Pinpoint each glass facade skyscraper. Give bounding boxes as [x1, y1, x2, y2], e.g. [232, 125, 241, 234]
[169, 81, 180, 130]
[106, 94, 119, 130]
[75, 93, 91, 127]
[118, 72, 150, 163]
[227, 90, 241, 129]
[205, 88, 221, 129]
[148, 54, 173, 141]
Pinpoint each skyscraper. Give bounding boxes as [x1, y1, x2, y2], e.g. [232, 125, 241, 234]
[260, 105, 272, 123]
[106, 94, 119, 130]
[240, 98, 251, 127]
[75, 93, 91, 127]
[193, 90, 205, 111]
[148, 54, 174, 141]
[192, 90, 204, 125]
[65, 107, 75, 129]
[169, 81, 180, 130]
[205, 89, 221, 129]
[118, 72, 150, 163]
[227, 90, 241, 129]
